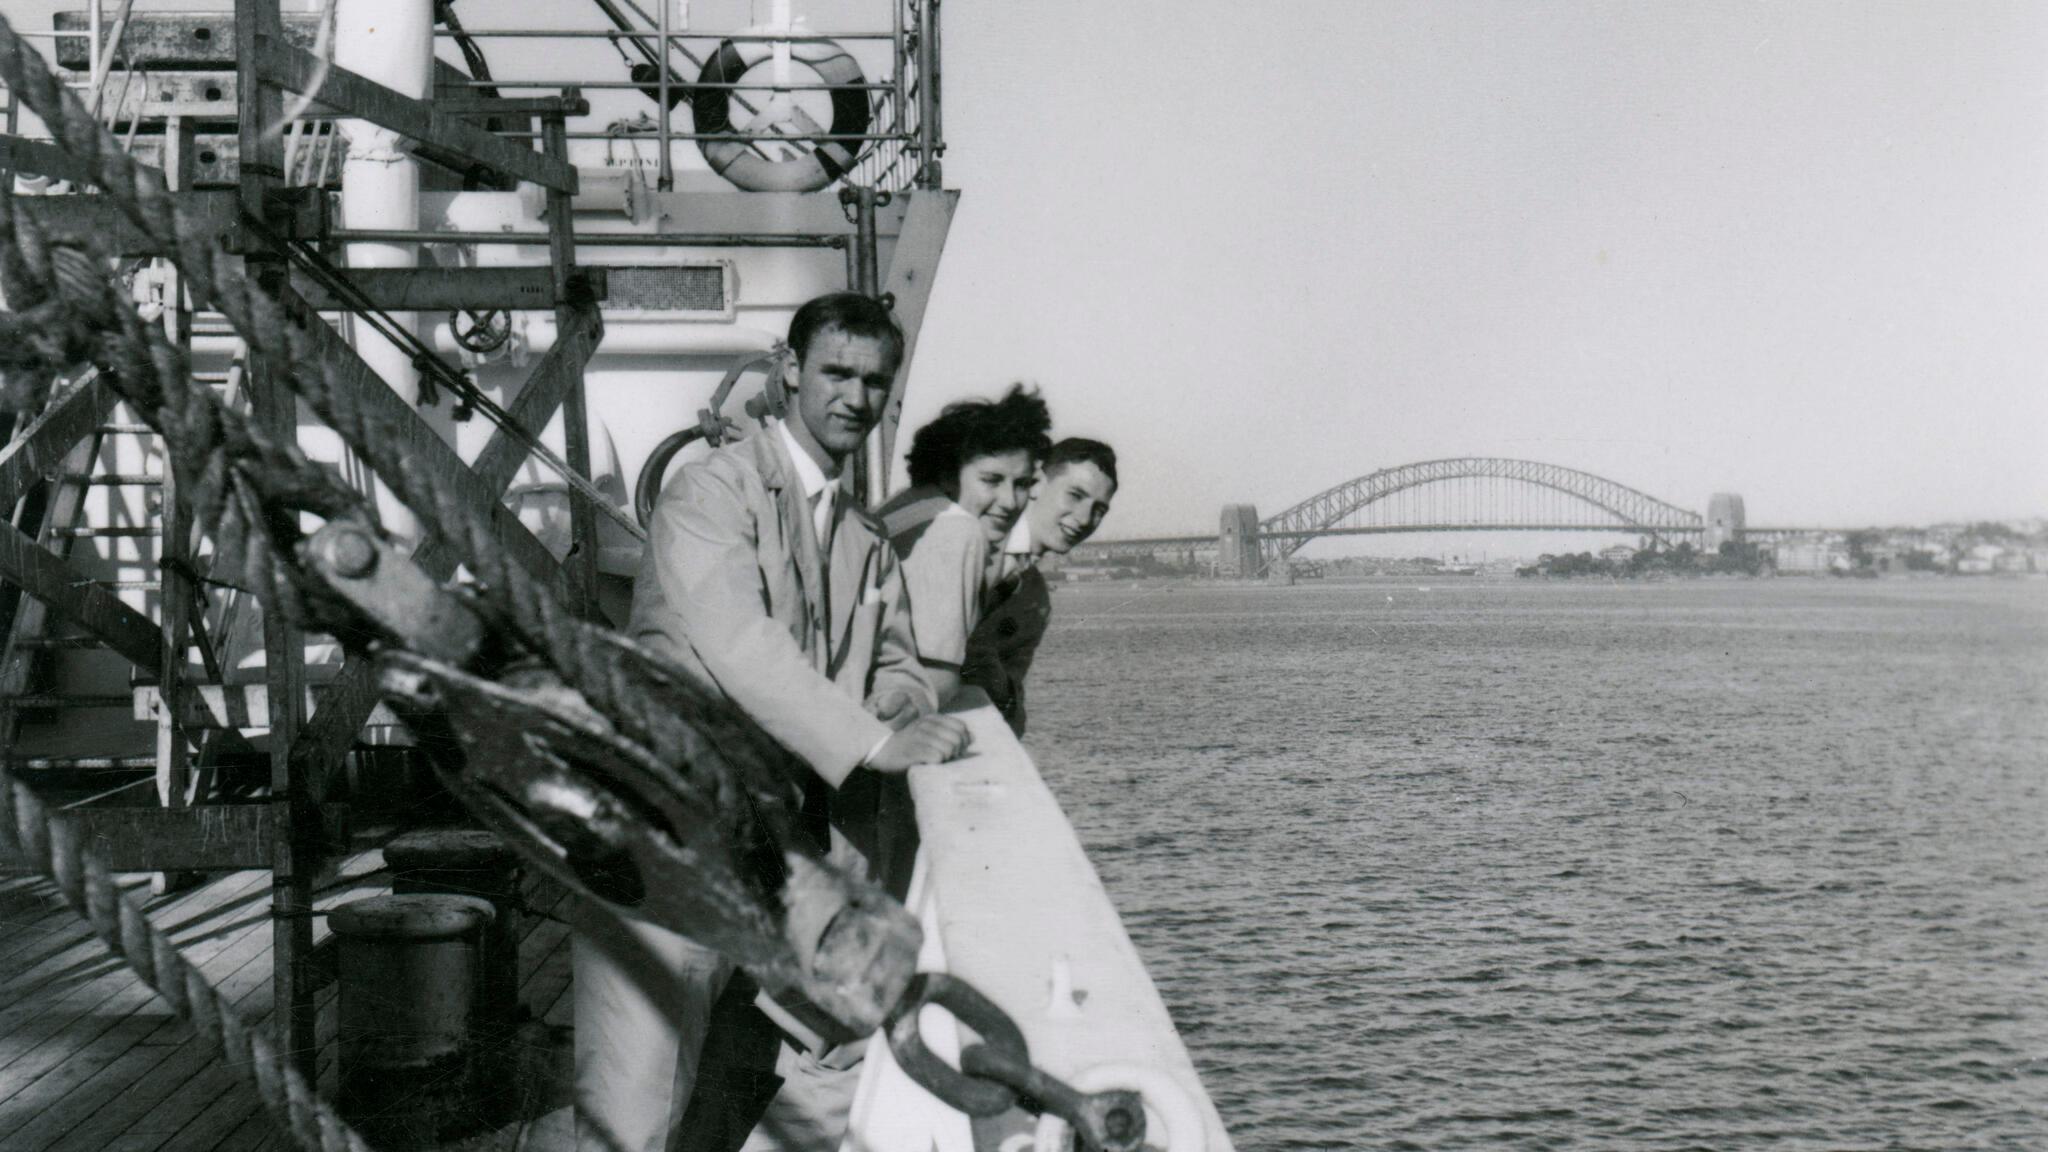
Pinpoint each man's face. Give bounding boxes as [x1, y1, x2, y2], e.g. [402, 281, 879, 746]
[789, 328, 897, 465]
[1026, 461, 1116, 554]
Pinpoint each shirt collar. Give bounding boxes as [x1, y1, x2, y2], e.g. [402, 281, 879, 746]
[775, 419, 835, 501]
[1003, 516, 1036, 558]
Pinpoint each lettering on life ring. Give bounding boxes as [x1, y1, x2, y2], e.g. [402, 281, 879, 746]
[690, 38, 871, 192]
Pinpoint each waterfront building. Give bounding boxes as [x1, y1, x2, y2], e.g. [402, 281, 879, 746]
[1775, 539, 1850, 574]
[1959, 544, 2008, 575]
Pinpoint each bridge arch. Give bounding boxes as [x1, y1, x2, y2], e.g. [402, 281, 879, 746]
[1259, 457, 1704, 563]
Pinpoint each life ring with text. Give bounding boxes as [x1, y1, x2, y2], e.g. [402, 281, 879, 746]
[690, 37, 871, 192]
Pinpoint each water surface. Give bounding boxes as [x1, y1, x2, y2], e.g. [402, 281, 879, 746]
[1027, 578, 2048, 1150]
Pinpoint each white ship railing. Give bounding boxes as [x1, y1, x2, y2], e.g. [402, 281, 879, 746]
[849, 699, 1235, 1152]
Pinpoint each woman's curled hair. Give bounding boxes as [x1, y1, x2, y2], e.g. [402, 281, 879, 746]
[904, 384, 1053, 489]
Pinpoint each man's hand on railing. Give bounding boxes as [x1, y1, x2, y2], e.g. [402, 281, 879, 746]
[866, 714, 971, 773]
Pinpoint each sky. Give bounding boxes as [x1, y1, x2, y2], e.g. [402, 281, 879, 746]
[894, 1, 2048, 540]
[6, 0, 2042, 545]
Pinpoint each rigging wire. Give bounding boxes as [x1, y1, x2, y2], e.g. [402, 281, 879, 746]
[245, 216, 646, 541]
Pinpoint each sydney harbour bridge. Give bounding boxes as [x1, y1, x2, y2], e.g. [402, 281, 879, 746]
[1069, 457, 1807, 577]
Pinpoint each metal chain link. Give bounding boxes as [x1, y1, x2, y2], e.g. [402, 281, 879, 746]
[886, 974, 1148, 1152]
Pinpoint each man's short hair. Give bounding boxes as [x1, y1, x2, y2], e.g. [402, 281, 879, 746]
[788, 292, 905, 372]
[904, 384, 1053, 489]
[1044, 437, 1118, 489]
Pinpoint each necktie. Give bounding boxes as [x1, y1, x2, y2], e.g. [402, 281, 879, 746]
[808, 488, 833, 651]
[809, 487, 835, 554]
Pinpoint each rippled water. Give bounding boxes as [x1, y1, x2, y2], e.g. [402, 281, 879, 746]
[1025, 578, 2048, 1150]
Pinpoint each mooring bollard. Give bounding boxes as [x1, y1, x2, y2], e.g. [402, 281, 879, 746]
[330, 893, 495, 1150]
[384, 827, 523, 1029]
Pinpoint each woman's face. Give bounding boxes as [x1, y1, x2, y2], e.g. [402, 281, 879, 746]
[948, 450, 1038, 544]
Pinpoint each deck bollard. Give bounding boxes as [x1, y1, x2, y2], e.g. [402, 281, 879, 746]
[384, 828, 524, 1029]
[330, 893, 495, 1150]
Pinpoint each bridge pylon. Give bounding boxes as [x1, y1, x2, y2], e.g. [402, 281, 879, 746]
[1705, 493, 1747, 552]
[1218, 504, 1264, 578]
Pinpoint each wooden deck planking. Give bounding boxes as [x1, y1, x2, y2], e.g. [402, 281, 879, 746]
[219, 1105, 285, 1152]
[89, 863, 387, 1152]
[0, 860, 354, 1150]
[2, 885, 281, 1151]
[0, 915, 110, 1026]
[517, 875, 575, 1031]
[0, 872, 263, 1086]
[0, 906, 97, 976]
[0, 892, 126, 987]
[135, 1071, 267, 1152]
[116, 987, 342, 1152]
[529, 925, 576, 1030]
[104, 1056, 260, 1152]
[0, 983, 167, 1123]
[0, 917, 135, 1026]
[0, 871, 271, 1112]
[3, 853, 583, 1152]
[0, 868, 265, 1017]
[0, 877, 80, 968]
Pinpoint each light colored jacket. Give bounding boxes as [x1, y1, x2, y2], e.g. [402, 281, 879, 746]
[627, 421, 936, 789]
[877, 485, 989, 668]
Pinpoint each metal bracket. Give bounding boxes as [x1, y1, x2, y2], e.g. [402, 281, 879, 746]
[302, 521, 483, 666]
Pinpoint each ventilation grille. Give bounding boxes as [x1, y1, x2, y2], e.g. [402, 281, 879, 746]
[603, 264, 735, 319]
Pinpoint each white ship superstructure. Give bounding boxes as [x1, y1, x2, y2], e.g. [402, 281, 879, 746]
[0, 3, 1229, 1149]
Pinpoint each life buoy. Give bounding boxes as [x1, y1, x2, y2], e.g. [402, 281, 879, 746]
[690, 37, 871, 192]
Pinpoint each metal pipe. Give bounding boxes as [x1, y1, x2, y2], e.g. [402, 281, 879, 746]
[436, 78, 896, 90]
[656, 0, 672, 191]
[192, 319, 783, 369]
[915, 0, 939, 188]
[893, 0, 907, 154]
[853, 189, 880, 294]
[329, 229, 846, 247]
[86, 0, 139, 119]
[491, 129, 905, 141]
[87, 0, 101, 100]
[928, 0, 944, 181]
[426, 28, 895, 40]
[336, 0, 439, 544]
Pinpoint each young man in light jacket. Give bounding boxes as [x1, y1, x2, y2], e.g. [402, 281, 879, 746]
[577, 293, 970, 1152]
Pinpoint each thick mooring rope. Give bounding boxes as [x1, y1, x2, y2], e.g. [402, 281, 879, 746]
[0, 12, 870, 977]
[0, 11, 899, 1150]
[0, 772, 375, 1152]
[0, 204, 368, 623]
[0, 14, 811, 872]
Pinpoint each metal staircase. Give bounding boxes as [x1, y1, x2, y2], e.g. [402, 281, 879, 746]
[1, 12, 271, 875]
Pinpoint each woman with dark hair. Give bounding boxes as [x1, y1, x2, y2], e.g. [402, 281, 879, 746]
[877, 384, 1052, 705]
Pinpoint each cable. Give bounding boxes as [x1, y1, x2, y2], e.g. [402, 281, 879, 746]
[246, 216, 646, 542]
